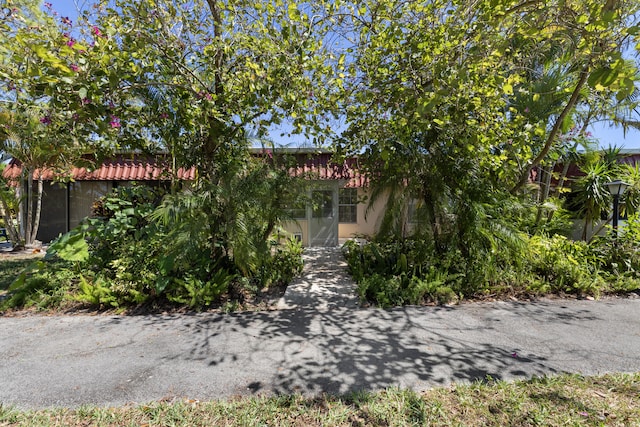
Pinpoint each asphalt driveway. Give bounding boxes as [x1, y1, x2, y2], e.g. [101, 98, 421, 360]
[1, 297, 640, 409]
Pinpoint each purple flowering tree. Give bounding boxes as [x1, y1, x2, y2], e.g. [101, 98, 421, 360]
[1, 0, 341, 269]
[0, 3, 91, 246]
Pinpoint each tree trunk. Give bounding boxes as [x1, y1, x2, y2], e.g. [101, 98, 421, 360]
[202, 0, 227, 181]
[25, 169, 34, 246]
[510, 67, 590, 194]
[205, 0, 224, 98]
[29, 174, 43, 244]
[553, 117, 591, 199]
[0, 196, 20, 244]
[534, 164, 553, 226]
[582, 216, 589, 241]
[15, 177, 25, 243]
[555, 159, 573, 197]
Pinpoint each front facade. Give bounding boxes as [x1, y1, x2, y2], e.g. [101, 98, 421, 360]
[2, 150, 386, 246]
[25, 179, 170, 243]
[281, 183, 386, 247]
[35, 180, 114, 243]
[274, 150, 386, 246]
[2, 155, 194, 243]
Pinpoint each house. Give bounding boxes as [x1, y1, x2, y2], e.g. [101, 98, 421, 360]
[277, 149, 386, 246]
[2, 154, 195, 243]
[2, 149, 387, 246]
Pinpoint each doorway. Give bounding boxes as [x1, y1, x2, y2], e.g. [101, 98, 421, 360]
[308, 185, 338, 247]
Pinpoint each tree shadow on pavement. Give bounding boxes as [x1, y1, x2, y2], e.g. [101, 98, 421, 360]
[133, 300, 608, 397]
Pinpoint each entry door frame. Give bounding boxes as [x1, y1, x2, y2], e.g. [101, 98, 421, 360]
[308, 182, 339, 247]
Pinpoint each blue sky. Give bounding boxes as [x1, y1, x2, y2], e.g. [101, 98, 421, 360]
[49, 1, 640, 150]
[590, 122, 640, 150]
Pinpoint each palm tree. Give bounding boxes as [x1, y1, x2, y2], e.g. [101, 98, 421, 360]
[572, 160, 615, 241]
[151, 142, 307, 277]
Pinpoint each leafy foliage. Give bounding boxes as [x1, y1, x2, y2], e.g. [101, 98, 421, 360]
[344, 226, 640, 307]
[2, 0, 640, 312]
[335, 0, 640, 308]
[0, 259, 76, 311]
[0, 3, 95, 246]
[3, 182, 304, 312]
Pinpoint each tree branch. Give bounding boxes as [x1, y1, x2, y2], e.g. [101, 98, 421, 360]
[510, 65, 590, 194]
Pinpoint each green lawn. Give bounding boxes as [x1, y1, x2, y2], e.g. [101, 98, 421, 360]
[1, 373, 638, 426]
[0, 258, 37, 292]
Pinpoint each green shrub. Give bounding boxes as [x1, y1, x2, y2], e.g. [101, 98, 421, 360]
[586, 215, 640, 294]
[1, 260, 75, 311]
[343, 239, 437, 281]
[74, 275, 121, 308]
[255, 237, 304, 288]
[357, 274, 404, 307]
[4, 183, 305, 312]
[345, 239, 473, 306]
[591, 215, 640, 274]
[167, 269, 235, 310]
[345, 229, 640, 307]
[527, 235, 600, 295]
[405, 268, 459, 305]
[356, 272, 461, 308]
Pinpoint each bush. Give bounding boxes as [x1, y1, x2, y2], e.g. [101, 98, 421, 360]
[255, 237, 304, 288]
[356, 268, 460, 308]
[4, 185, 305, 312]
[357, 274, 402, 307]
[344, 228, 640, 308]
[167, 269, 235, 310]
[1, 260, 75, 311]
[589, 214, 640, 292]
[345, 241, 465, 307]
[527, 235, 601, 296]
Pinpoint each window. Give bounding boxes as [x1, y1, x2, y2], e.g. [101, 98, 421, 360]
[69, 181, 113, 228]
[339, 188, 358, 223]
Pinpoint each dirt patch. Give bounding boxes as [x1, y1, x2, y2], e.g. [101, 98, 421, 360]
[0, 248, 46, 260]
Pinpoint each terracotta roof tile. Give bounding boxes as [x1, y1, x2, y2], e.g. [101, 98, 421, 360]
[287, 153, 367, 188]
[2, 153, 367, 187]
[2, 155, 197, 182]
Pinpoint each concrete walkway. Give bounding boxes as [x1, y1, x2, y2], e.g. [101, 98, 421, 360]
[1, 248, 640, 409]
[277, 247, 359, 310]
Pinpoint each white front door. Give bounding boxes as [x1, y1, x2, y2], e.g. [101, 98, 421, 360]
[309, 185, 338, 247]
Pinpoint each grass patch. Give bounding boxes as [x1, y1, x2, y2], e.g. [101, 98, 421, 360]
[0, 258, 37, 292]
[1, 373, 638, 426]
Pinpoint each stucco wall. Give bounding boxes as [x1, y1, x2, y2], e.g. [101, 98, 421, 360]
[281, 187, 387, 246]
[338, 187, 385, 240]
[571, 219, 621, 241]
[281, 220, 308, 246]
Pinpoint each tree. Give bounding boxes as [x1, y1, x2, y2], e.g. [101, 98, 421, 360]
[572, 158, 615, 241]
[336, 0, 532, 255]
[337, 0, 639, 250]
[71, 0, 341, 266]
[1, 0, 342, 254]
[0, 2, 89, 245]
[0, 108, 78, 245]
[505, 0, 640, 192]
